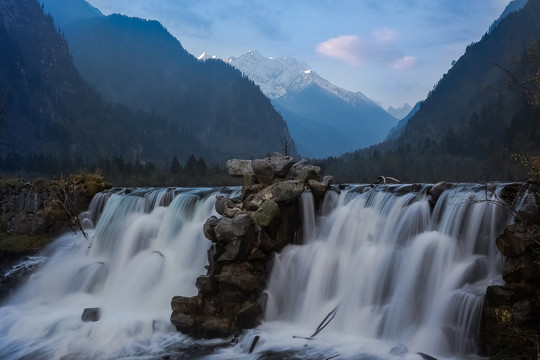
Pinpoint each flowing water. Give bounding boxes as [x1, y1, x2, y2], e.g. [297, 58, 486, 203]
[0, 184, 529, 360]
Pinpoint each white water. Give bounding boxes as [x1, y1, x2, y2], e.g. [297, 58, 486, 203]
[0, 187, 225, 359]
[260, 184, 518, 359]
[0, 184, 526, 359]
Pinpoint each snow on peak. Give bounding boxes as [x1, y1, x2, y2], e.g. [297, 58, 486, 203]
[226, 50, 371, 105]
[197, 51, 217, 61]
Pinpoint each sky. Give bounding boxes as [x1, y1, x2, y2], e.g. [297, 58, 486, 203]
[85, 0, 511, 109]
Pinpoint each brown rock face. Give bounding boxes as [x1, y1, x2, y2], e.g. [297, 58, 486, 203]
[171, 154, 328, 338]
[482, 183, 540, 360]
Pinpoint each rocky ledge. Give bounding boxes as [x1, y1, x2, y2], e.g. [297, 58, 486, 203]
[482, 182, 540, 359]
[170, 153, 332, 338]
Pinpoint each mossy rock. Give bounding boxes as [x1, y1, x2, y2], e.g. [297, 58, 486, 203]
[67, 172, 111, 198]
[0, 177, 25, 193]
[0, 232, 53, 254]
[31, 178, 50, 193]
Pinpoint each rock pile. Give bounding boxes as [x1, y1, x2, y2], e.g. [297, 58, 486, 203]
[482, 183, 540, 359]
[170, 153, 332, 338]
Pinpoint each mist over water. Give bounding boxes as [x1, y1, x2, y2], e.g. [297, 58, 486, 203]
[0, 184, 526, 359]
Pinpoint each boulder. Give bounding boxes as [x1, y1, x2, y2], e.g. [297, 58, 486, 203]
[203, 216, 220, 242]
[271, 180, 305, 203]
[427, 181, 450, 204]
[218, 262, 263, 294]
[214, 214, 253, 243]
[322, 175, 333, 186]
[200, 317, 233, 338]
[496, 223, 535, 257]
[251, 159, 274, 185]
[215, 196, 238, 216]
[195, 276, 218, 295]
[235, 301, 262, 329]
[226, 159, 254, 178]
[223, 207, 242, 218]
[217, 238, 249, 262]
[308, 179, 328, 200]
[81, 307, 101, 322]
[291, 161, 321, 182]
[170, 312, 195, 332]
[252, 200, 280, 228]
[267, 155, 294, 177]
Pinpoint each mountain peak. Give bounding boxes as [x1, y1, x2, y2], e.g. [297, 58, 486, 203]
[226, 50, 374, 106]
[387, 103, 413, 120]
[197, 51, 217, 61]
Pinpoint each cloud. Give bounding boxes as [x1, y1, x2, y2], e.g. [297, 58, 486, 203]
[392, 56, 417, 70]
[316, 35, 364, 66]
[373, 28, 396, 43]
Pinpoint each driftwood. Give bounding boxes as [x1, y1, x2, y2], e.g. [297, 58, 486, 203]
[374, 176, 401, 185]
[417, 352, 438, 360]
[293, 306, 338, 340]
[323, 354, 340, 360]
[248, 335, 260, 354]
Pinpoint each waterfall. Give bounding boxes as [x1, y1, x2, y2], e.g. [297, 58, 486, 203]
[0, 184, 527, 359]
[0, 187, 222, 360]
[261, 184, 518, 359]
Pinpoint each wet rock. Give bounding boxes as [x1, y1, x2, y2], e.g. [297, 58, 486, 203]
[215, 196, 238, 216]
[271, 180, 305, 203]
[496, 223, 535, 257]
[200, 317, 232, 338]
[482, 184, 540, 360]
[195, 276, 218, 296]
[81, 307, 101, 322]
[252, 200, 280, 228]
[251, 158, 275, 185]
[427, 181, 449, 205]
[235, 301, 262, 329]
[226, 159, 254, 178]
[308, 179, 328, 200]
[214, 214, 253, 243]
[203, 216, 220, 242]
[218, 262, 263, 294]
[171, 155, 327, 339]
[217, 238, 248, 262]
[223, 207, 242, 218]
[291, 161, 321, 182]
[389, 343, 408, 356]
[170, 312, 195, 332]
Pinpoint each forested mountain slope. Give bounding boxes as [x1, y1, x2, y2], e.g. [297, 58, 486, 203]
[321, 0, 540, 182]
[0, 0, 211, 171]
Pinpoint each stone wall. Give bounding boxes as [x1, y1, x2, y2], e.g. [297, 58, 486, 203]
[483, 183, 540, 359]
[170, 153, 332, 338]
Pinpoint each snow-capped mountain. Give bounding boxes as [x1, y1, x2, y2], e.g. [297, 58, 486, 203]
[226, 50, 373, 105]
[225, 50, 398, 158]
[197, 51, 217, 61]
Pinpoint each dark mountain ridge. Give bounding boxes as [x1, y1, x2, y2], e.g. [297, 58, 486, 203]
[58, 11, 295, 160]
[0, 0, 211, 169]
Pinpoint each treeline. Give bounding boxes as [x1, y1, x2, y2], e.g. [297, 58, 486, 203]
[0, 152, 240, 187]
[316, 97, 539, 184]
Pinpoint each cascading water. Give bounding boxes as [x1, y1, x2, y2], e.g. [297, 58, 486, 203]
[257, 184, 521, 359]
[0, 183, 528, 360]
[0, 187, 230, 360]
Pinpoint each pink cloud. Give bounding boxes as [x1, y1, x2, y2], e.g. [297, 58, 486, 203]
[392, 56, 417, 69]
[316, 35, 364, 66]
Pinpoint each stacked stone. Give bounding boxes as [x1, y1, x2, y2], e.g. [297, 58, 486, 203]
[170, 153, 332, 338]
[483, 183, 540, 359]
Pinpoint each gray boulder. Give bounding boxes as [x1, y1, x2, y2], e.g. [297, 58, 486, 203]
[214, 214, 253, 242]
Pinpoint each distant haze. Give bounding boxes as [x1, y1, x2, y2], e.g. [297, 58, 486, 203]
[85, 0, 511, 108]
